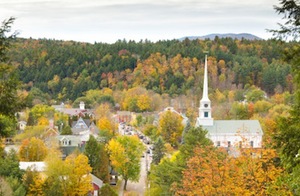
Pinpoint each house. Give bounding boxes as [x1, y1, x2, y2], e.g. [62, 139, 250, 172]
[52, 102, 95, 118]
[115, 111, 132, 123]
[195, 55, 263, 149]
[57, 135, 85, 158]
[91, 174, 103, 196]
[71, 117, 99, 135]
[71, 117, 90, 135]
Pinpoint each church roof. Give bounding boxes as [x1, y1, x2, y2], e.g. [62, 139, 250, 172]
[202, 120, 263, 135]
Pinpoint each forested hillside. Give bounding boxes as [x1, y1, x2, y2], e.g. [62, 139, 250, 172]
[9, 37, 295, 102]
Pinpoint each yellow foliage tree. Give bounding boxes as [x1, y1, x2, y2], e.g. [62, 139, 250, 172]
[107, 136, 145, 190]
[27, 173, 45, 196]
[44, 151, 93, 195]
[64, 154, 93, 195]
[98, 117, 114, 132]
[94, 103, 112, 119]
[158, 111, 184, 147]
[37, 116, 49, 126]
[19, 137, 48, 161]
[137, 94, 151, 112]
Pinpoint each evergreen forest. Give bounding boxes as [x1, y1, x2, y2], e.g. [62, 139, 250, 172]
[9, 37, 295, 103]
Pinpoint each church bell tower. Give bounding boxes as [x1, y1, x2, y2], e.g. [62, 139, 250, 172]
[196, 54, 214, 126]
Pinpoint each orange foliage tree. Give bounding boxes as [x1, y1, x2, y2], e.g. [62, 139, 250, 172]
[174, 146, 283, 195]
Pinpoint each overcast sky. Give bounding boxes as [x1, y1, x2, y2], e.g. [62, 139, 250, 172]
[0, 0, 282, 43]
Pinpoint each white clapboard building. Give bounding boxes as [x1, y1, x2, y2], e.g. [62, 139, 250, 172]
[195, 55, 263, 148]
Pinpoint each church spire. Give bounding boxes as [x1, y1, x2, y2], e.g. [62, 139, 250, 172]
[201, 54, 209, 102]
[195, 54, 214, 127]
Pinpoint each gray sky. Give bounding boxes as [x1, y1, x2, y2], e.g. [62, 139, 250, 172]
[0, 0, 282, 43]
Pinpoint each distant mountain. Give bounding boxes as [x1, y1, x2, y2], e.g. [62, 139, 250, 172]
[179, 33, 262, 41]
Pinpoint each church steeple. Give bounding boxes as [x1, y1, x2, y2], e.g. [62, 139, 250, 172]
[196, 54, 214, 127]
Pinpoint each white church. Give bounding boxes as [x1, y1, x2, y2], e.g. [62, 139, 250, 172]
[195, 55, 263, 149]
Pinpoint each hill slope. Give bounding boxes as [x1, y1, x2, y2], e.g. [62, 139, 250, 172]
[179, 33, 262, 41]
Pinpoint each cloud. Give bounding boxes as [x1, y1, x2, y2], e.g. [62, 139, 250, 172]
[0, 0, 281, 43]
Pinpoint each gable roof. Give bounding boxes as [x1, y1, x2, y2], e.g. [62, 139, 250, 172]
[57, 135, 82, 146]
[91, 174, 103, 188]
[202, 120, 263, 135]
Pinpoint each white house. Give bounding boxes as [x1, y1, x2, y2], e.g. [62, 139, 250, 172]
[195, 55, 263, 148]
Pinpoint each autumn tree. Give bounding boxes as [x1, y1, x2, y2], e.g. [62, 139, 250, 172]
[44, 150, 93, 195]
[22, 168, 44, 195]
[14, 125, 47, 141]
[64, 154, 93, 195]
[107, 135, 145, 190]
[29, 104, 55, 125]
[174, 147, 284, 195]
[98, 116, 116, 140]
[158, 110, 184, 147]
[18, 137, 48, 161]
[173, 146, 244, 195]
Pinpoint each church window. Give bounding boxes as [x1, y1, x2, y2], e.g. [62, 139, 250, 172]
[250, 141, 254, 147]
[204, 104, 208, 108]
[204, 112, 208, 117]
[217, 141, 220, 147]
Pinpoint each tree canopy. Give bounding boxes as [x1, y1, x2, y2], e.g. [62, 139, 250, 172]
[107, 135, 145, 190]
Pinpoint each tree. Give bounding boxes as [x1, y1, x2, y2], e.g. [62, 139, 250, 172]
[29, 104, 55, 125]
[0, 149, 23, 179]
[98, 116, 116, 141]
[173, 146, 243, 195]
[180, 126, 212, 158]
[60, 125, 72, 135]
[0, 177, 13, 196]
[22, 168, 44, 195]
[270, 0, 300, 40]
[84, 135, 110, 183]
[173, 147, 284, 195]
[18, 137, 48, 161]
[152, 136, 166, 165]
[44, 150, 93, 196]
[271, 0, 300, 175]
[0, 17, 24, 138]
[64, 154, 93, 195]
[107, 135, 145, 190]
[158, 111, 184, 147]
[149, 126, 212, 195]
[0, 149, 25, 195]
[0, 114, 16, 138]
[99, 184, 118, 196]
[137, 94, 151, 112]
